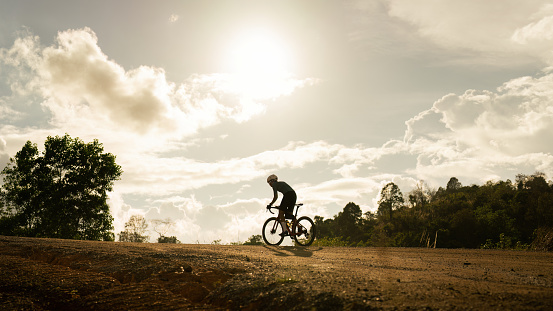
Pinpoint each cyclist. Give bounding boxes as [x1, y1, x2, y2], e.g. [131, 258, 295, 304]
[266, 174, 297, 236]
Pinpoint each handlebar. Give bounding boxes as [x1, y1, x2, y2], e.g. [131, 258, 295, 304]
[266, 203, 304, 215]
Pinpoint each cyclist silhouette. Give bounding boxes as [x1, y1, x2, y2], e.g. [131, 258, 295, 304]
[266, 174, 297, 236]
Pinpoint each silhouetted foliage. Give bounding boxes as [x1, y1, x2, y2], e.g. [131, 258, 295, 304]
[243, 234, 263, 245]
[0, 134, 121, 241]
[446, 177, 462, 192]
[377, 182, 404, 221]
[151, 218, 175, 240]
[157, 236, 180, 243]
[118, 215, 149, 243]
[315, 173, 553, 250]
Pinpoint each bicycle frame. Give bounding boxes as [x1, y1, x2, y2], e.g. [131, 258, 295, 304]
[268, 204, 304, 236]
[263, 203, 316, 246]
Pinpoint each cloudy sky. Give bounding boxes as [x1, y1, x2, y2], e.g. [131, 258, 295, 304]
[1, 0, 553, 243]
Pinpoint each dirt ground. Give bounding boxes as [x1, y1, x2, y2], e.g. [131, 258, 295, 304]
[1, 235, 552, 310]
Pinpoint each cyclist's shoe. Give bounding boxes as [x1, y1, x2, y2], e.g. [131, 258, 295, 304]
[279, 231, 289, 237]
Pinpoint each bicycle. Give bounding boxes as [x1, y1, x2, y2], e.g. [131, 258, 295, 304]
[262, 203, 316, 246]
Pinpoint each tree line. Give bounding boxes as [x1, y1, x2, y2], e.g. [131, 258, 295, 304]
[314, 174, 553, 250]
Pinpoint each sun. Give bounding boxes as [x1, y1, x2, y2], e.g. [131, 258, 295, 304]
[221, 29, 299, 100]
[226, 29, 294, 78]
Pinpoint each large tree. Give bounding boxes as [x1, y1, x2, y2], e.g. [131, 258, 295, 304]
[0, 134, 122, 240]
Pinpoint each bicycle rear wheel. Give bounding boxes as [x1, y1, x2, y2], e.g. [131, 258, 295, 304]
[293, 216, 316, 246]
[262, 217, 285, 246]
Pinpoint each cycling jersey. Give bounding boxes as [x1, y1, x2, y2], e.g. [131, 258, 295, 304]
[271, 181, 296, 219]
[271, 181, 294, 196]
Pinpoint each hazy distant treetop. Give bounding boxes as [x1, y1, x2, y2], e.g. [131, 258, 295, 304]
[377, 182, 404, 220]
[118, 215, 149, 243]
[446, 177, 462, 191]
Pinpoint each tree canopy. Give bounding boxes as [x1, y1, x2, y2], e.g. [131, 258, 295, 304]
[0, 134, 122, 240]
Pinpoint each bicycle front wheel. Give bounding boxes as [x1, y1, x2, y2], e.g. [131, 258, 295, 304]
[262, 217, 284, 246]
[293, 216, 316, 246]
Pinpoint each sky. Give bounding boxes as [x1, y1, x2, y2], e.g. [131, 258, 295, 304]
[1, 0, 553, 244]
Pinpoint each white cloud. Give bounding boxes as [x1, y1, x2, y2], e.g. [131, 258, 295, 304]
[352, 0, 553, 66]
[511, 4, 553, 63]
[114, 140, 365, 197]
[513, 15, 553, 44]
[333, 163, 360, 178]
[217, 198, 272, 243]
[108, 192, 145, 238]
[301, 177, 380, 206]
[36, 28, 221, 136]
[387, 0, 523, 49]
[403, 69, 553, 183]
[0, 105, 22, 122]
[0, 137, 8, 170]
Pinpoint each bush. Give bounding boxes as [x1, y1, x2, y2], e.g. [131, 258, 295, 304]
[243, 235, 263, 245]
[158, 236, 180, 243]
[480, 233, 529, 250]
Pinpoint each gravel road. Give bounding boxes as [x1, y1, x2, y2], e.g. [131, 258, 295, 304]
[1, 235, 552, 310]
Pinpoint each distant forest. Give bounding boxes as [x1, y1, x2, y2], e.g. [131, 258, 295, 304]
[313, 172, 553, 250]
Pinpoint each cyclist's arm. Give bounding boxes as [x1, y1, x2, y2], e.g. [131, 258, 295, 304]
[268, 187, 278, 206]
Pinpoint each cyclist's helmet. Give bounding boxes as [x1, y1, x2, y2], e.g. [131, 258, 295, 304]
[267, 174, 278, 183]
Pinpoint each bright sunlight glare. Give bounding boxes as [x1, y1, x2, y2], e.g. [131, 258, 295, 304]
[221, 29, 298, 100]
[226, 30, 294, 77]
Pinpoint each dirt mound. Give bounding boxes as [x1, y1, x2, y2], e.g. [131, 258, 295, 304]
[1, 235, 553, 310]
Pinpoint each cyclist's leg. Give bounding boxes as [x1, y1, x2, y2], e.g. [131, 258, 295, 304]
[277, 209, 288, 234]
[281, 191, 297, 220]
[277, 208, 285, 221]
[279, 192, 296, 236]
